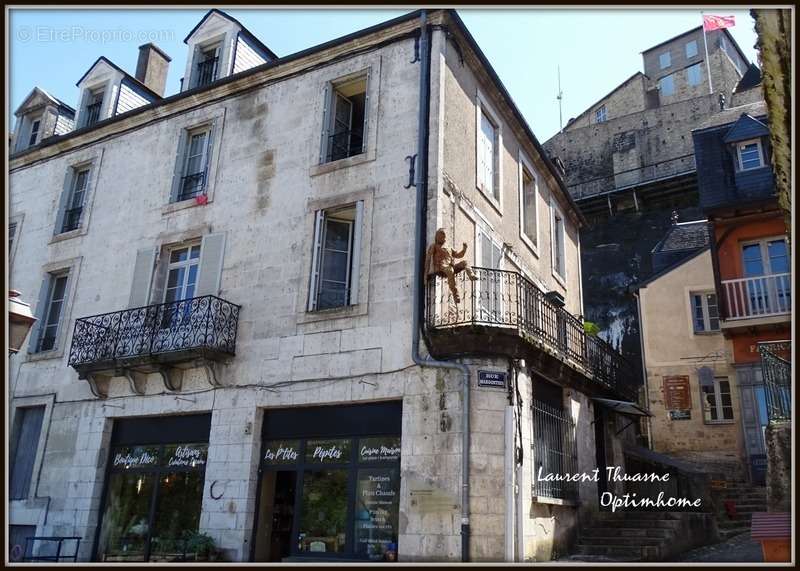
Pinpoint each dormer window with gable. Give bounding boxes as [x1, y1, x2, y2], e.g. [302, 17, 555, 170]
[181, 9, 276, 92]
[12, 87, 76, 154]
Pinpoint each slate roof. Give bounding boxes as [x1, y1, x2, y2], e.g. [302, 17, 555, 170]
[723, 113, 770, 143]
[652, 220, 710, 254]
[75, 56, 162, 100]
[14, 87, 75, 117]
[183, 9, 278, 60]
[694, 100, 767, 131]
[736, 63, 763, 92]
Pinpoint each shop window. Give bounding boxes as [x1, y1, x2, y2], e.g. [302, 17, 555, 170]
[255, 403, 401, 562]
[701, 377, 734, 423]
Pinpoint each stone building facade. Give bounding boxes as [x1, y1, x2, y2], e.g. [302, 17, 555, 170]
[8, 9, 640, 564]
[541, 25, 755, 389]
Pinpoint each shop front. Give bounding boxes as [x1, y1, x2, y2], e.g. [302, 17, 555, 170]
[93, 414, 211, 562]
[252, 401, 402, 562]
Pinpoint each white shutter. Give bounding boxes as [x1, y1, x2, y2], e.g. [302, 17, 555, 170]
[54, 169, 75, 235]
[319, 85, 330, 164]
[129, 247, 158, 307]
[361, 71, 371, 154]
[28, 275, 53, 353]
[170, 130, 189, 203]
[477, 115, 486, 190]
[196, 232, 226, 297]
[307, 210, 326, 311]
[349, 201, 364, 305]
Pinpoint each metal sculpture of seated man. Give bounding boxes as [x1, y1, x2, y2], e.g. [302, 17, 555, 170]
[425, 228, 478, 303]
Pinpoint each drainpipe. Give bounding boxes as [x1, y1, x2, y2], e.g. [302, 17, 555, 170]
[410, 10, 471, 562]
[632, 290, 653, 450]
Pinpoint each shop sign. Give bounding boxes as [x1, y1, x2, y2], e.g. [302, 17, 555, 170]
[112, 446, 159, 469]
[478, 370, 507, 389]
[663, 375, 691, 410]
[164, 444, 207, 468]
[306, 438, 351, 463]
[263, 440, 301, 465]
[359, 437, 401, 463]
[669, 409, 691, 421]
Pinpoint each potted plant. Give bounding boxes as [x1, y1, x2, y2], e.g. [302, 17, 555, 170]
[183, 531, 217, 561]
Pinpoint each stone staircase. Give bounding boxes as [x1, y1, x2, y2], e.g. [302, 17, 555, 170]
[714, 480, 767, 540]
[570, 512, 689, 562]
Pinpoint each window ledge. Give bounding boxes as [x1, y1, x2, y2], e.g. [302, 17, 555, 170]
[310, 151, 374, 177]
[162, 196, 211, 216]
[476, 184, 503, 216]
[693, 330, 721, 336]
[704, 420, 736, 426]
[298, 303, 367, 325]
[520, 232, 539, 258]
[532, 495, 578, 507]
[551, 269, 567, 290]
[49, 228, 86, 244]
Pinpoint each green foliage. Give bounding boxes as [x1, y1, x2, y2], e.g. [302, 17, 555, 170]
[182, 531, 216, 558]
[583, 321, 601, 337]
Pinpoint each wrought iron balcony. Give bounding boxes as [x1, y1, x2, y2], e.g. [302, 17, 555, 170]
[758, 341, 791, 423]
[721, 273, 791, 320]
[425, 266, 639, 402]
[68, 295, 240, 397]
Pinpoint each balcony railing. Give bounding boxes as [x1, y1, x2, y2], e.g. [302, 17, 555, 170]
[425, 266, 639, 402]
[722, 273, 791, 320]
[61, 206, 83, 233]
[68, 295, 240, 372]
[758, 341, 791, 423]
[326, 128, 364, 163]
[178, 172, 206, 201]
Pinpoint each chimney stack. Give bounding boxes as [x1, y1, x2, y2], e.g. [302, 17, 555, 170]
[135, 43, 171, 97]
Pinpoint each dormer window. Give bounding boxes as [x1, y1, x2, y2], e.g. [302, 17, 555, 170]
[736, 139, 765, 171]
[28, 118, 41, 147]
[194, 44, 221, 88]
[84, 88, 104, 127]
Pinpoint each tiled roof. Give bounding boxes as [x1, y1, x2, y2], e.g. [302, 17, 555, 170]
[653, 220, 710, 254]
[694, 100, 767, 131]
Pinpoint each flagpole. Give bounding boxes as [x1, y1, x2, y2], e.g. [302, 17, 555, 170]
[701, 12, 714, 95]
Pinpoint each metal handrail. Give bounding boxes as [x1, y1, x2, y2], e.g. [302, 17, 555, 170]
[68, 295, 241, 368]
[758, 341, 791, 423]
[425, 266, 639, 401]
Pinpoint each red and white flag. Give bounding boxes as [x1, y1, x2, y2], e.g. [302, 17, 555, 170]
[703, 14, 735, 31]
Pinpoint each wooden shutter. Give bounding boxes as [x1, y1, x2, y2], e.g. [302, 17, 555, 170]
[128, 247, 157, 308]
[349, 201, 364, 305]
[196, 232, 226, 297]
[169, 130, 189, 203]
[10, 406, 45, 500]
[28, 275, 53, 353]
[318, 84, 330, 164]
[54, 168, 75, 234]
[307, 210, 326, 311]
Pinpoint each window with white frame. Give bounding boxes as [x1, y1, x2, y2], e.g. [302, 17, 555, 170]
[519, 163, 538, 249]
[476, 225, 504, 322]
[34, 272, 70, 353]
[687, 63, 703, 86]
[194, 43, 222, 88]
[595, 105, 607, 123]
[321, 74, 368, 163]
[736, 139, 765, 171]
[308, 202, 364, 311]
[701, 376, 734, 423]
[659, 74, 675, 96]
[659, 51, 671, 69]
[60, 167, 90, 234]
[691, 292, 720, 333]
[164, 244, 202, 303]
[550, 202, 566, 281]
[28, 117, 42, 147]
[476, 98, 501, 205]
[686, 40, 698, 58]
[84, 88, 105, 127]
[177, 126, 212, 201]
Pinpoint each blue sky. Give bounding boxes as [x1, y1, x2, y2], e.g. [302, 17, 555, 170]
[8, 8, 759, 141]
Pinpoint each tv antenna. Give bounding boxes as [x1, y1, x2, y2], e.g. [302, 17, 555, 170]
[557, 65, 564, 132]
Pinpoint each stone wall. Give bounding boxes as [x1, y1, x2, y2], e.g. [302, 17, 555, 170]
[765, 421, 791, 512]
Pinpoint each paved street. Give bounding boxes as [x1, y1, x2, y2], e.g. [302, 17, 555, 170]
[678, 532, 763, 563]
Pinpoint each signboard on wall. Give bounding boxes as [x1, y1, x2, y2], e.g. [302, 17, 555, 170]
[663, 375, 691, 410]
[669, 410, 691, 421]
[477, 370, 507, 389]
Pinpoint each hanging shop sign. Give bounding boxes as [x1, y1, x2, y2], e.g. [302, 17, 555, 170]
[478, 370, 507, 389]
[663, 375, 691, 410]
